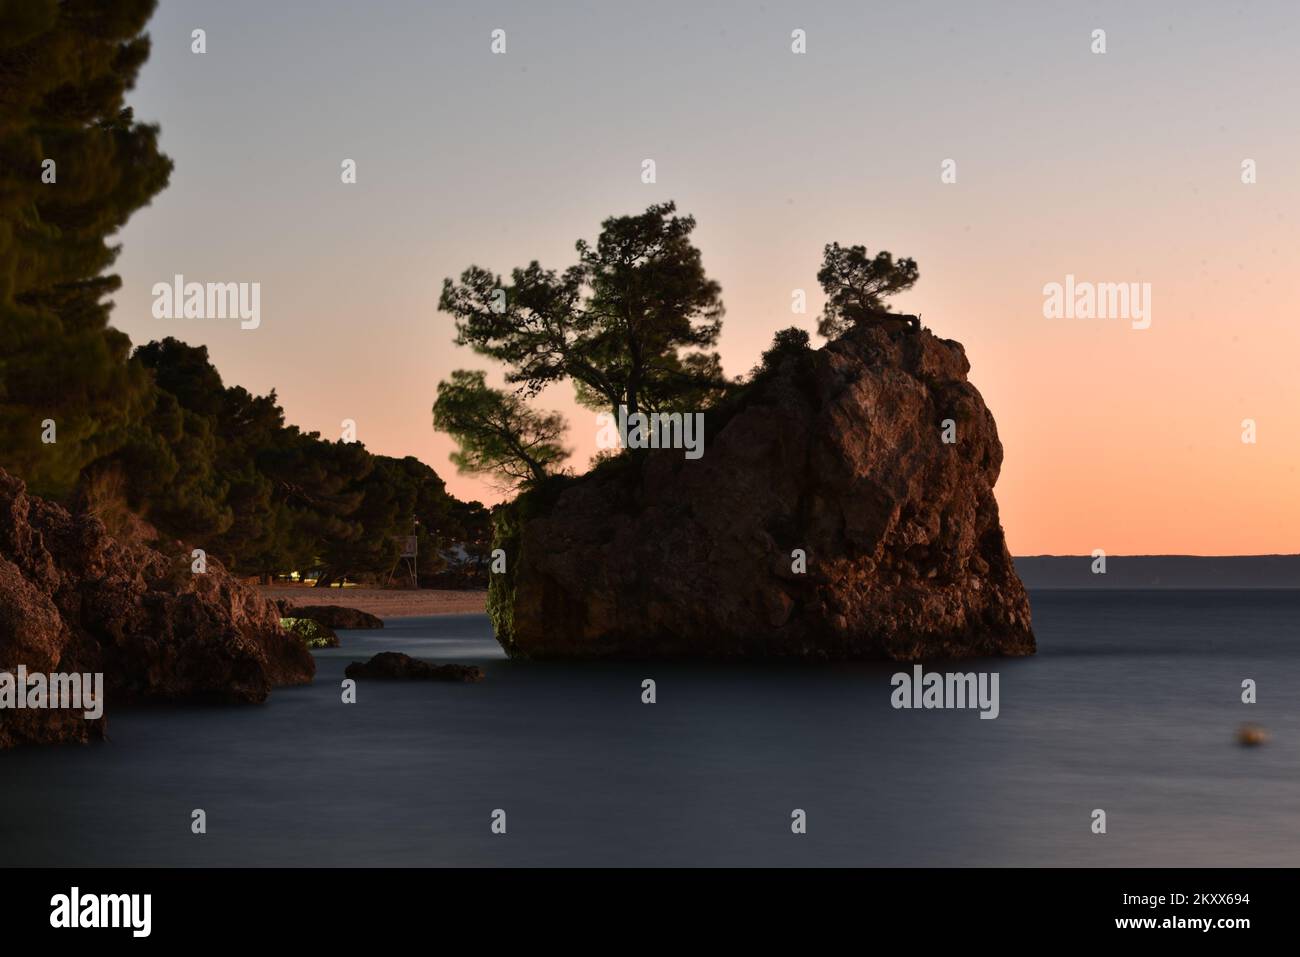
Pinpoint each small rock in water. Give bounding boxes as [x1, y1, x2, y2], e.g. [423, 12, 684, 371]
[289, 604, 384, 630]
[280, 617, 339, 648]
[1236, 723, 1268, 747]
[344, 652, 484, 682]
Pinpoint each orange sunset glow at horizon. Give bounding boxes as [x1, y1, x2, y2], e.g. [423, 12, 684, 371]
[104, 1, 1300, 557]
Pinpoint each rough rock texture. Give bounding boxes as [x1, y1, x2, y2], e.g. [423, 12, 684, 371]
[492, 323, 1035, 659]
[281, 603, 384, 631]
[280, 617, 340, 648]
[0, 468, 315, 748]
[345, 652, 484, 682]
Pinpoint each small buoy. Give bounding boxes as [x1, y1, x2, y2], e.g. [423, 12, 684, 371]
[1236, 723, 1268, 747]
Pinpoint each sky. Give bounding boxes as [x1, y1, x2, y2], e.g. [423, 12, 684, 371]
[109, 0, 1300, 556]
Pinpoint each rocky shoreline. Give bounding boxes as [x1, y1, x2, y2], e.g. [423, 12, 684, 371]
[0, 468, 314, 748]
[1, 324, 1036, 746]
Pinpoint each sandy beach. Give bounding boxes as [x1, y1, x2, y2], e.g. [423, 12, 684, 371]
[263, 584, 487, 619]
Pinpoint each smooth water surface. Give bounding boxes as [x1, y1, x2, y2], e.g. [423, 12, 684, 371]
[2, 590, 1296, 866]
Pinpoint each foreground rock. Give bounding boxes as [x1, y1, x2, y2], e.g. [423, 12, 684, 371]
[491, 323, 1035, 659]
[280, 603, 384, 631]
[344, 652, 484, 682]
[0, 468, 314, 748]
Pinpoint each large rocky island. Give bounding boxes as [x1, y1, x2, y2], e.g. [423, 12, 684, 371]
[0, 468, 314, 748]
[490, 323, 1036, 659]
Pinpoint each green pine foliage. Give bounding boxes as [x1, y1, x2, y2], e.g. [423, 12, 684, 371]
[0, 4, 486, 585]
[0, 0, 172, 498]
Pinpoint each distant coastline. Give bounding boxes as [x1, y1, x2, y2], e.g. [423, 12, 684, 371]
[1014, 555, 1300, 590]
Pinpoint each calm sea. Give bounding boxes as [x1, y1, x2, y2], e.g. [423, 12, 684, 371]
[2, 590, 1296, 866]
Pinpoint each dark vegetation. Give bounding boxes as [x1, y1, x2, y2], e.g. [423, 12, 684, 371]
[0, 1, 489, 586]
[0, 2, 921, 593]
[436, 214, 920, 493]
